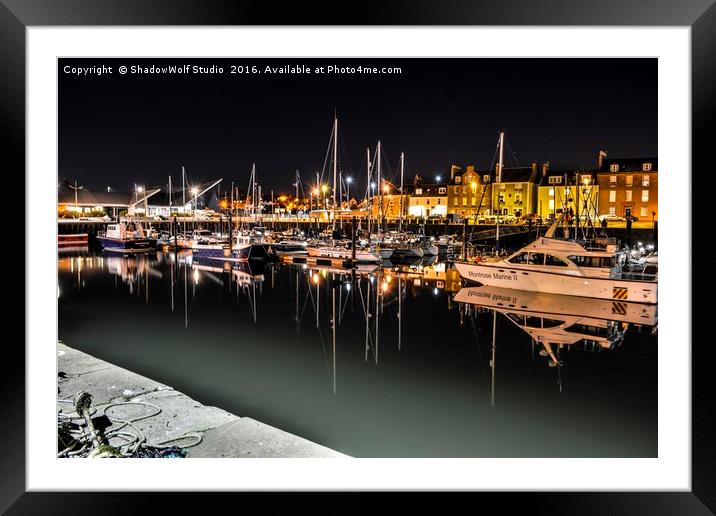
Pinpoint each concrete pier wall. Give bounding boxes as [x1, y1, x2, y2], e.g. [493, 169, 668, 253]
[57, 342, 347, 458]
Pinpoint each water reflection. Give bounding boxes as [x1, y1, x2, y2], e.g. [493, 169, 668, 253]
[454, 285, 657, 401]
[58, 247, 657, 457]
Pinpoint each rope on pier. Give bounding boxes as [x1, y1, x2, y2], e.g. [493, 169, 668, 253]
[57, 391, 203, 458]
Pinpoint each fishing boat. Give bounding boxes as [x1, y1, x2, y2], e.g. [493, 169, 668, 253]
[97, 221, 156, 253]
[454, 214, 657, 304]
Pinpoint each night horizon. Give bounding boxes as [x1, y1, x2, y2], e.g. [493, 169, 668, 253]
[59, 57, 657, 195]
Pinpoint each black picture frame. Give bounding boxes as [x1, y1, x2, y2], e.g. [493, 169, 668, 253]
[5, 1, 713, 513]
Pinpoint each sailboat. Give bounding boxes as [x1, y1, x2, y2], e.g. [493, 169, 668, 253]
[306, 116, 381, 264]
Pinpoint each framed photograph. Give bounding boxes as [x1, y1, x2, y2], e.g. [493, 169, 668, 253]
[6, 0, 712, 512]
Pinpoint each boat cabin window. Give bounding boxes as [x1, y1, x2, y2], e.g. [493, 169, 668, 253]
[545, 254, 569, 267]
[568, 255, 615, 268]
[508, 252, 529, 264]
[527, 252, 545, 265]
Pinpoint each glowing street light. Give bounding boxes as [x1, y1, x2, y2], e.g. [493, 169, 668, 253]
[346, 176, 353, 202]
[435, 175, 442, 183]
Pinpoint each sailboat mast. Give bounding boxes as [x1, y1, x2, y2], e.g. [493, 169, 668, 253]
[377, 140, 382, 239]
[295, 170, 300, 233]
[182, 165, 186, 236]
[399, 152, 405, 233]
[169, 175, 172, 209]
[496, 131, 504, 255]
[366, 147, 371, 236]
[333, 116, 338, 230]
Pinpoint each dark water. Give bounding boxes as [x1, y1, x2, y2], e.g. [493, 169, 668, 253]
[58, 247, 657, 457]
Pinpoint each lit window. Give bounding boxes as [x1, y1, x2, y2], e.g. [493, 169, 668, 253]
[438, 187, 446, 194]
[455, 176, 461, 184]
[625, 190, 632, 202]
[548, 176, 562, 184]
[549, 188, 554, 197]
[641, 206, 649, 217]
[500, 183, 506, 190]
[471, 197, 476, 206]
[453, 198, 458, 206]
[483, 175, 490, 183]
[610, 175, 617, 185]
[463, 186, 467, 194]
[548, 199, 555, 210]
[415, 188, 422, 195]
[610, 164, 619, 172]
[626, 175, 633, 187]
[642, 175, 650, 187]
[609, 206, 616, 216]
[642, 190, 649, 202]
[609, 190, 616, 203]
[454, 187, 459, 194]
[462, 197, 467, 206]
[642, 163, 652, 171]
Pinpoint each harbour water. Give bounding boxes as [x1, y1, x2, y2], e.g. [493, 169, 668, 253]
[58, 246, 657, 457]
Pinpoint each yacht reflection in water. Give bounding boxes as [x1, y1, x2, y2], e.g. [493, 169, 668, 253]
[454, 285, 657, 401]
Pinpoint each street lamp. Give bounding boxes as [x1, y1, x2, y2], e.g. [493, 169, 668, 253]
[190, 187, 199, 215]
[435, 175, 442, 183]
[321, 184, 328, 210]
[346, 176, 352, 202]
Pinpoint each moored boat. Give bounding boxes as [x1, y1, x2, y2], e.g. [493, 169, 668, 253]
[454, 216, 657, 304]
[97, 222, 156, 253]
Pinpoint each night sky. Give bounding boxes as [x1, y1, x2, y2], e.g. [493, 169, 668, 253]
[59, 58, 656, 195]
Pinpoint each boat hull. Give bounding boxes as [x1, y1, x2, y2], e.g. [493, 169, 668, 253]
[307, 247, 381, 263]
[97, 236, 156, 253]
[454, 261, 657, 304]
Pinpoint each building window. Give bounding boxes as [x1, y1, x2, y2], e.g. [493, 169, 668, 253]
[437, 199, 441, 204]
[454, 187, 459, 194]
[462, 186, 467, 194]
[483, 175, 490, 183]
[514, 183, 522, 190]
[609, 206, 616, 216]
[415, 188, 422, 195]
[609, 190, 616, 203]
[625, 190, 632, 202]
[453, 198, 458, 206]
[455, 176, 461, 184]
[626, 175, 633, 187]
[610, 164, 619, 172]
[549, 188, 554, 197]
[471, 197, 476, 206]
[462, 197, 467, 206]
[610, 175, 617, 186]
[642, 175, 650, 187]
[642, 163, 652, 171]
[548, 176, 562, 184]
[426, 200, 430, 205]
[438, 187, 446, 194]
[641, 206, 649, 217]
[548, 199, 555, 210]
[642, 190, 649, 202]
